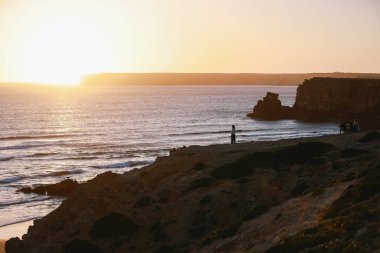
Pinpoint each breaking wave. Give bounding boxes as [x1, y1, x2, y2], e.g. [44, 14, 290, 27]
[0, 143, 54, 151]
[0, 134, 75, 141]
[91, 160, 154, 169]
[0, 176, 24, 184]
[0, 156, 15, 162]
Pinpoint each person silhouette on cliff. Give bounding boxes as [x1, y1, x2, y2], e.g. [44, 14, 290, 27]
[231, 125, 236, 144]
[339, 121, 347, 134]
[352, 119, 360, 131]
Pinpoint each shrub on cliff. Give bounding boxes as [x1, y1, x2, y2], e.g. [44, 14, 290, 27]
[341, 148, 369, 158]
[65, 239, 104, 253]
[89, 213, 139, 240]
[360, 131, 380, 143]
[186, 177, 215, 192]
[265, 165, 380, 253]
[133, 196, 152, 208]
[211, 142, 334, 179]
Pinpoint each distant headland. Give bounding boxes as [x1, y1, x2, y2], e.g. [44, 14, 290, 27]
[80, 73, 380, 86]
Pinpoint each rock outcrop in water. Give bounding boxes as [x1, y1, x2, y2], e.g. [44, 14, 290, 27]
[6, 131, 380, 253]
[247, 92, 292, 120]
[19, 179, 81, 197]
[248, 78, 380, 128]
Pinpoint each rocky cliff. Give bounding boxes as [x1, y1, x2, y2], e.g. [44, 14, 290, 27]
[248, 78, 380, 128]
[6, 132, 380, 253]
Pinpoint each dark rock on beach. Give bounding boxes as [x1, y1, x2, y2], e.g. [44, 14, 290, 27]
[19, 179, 81, 197]
[6, 131, 380, 253]
[248, 77, 380, 128]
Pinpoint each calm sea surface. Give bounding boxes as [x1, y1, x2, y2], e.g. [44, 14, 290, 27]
[0, 85, 337, 228]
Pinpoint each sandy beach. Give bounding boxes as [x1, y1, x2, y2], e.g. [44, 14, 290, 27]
[0, 220, 33, 253]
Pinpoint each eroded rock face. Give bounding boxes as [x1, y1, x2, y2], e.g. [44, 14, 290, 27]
[248, 78, 380, 128]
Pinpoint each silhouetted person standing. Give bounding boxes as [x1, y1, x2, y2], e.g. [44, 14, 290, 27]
[352, 119, 360, 131]
[339, 121, 347, 134]
[231, 125, 236, 144]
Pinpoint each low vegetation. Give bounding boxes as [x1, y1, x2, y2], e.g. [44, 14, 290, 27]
[211, 142, 334, 179]
[265, 164, 380, 253]
[89, 213, 139, 240]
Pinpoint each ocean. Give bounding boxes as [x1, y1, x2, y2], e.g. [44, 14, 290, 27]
[0, 84, 337, 228]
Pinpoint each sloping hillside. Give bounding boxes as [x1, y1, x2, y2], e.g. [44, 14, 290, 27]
[6, 132, 380, 253]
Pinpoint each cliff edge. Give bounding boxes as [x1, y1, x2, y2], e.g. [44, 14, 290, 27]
[248, 78, 380, 128]
[6, 132, 380, 253]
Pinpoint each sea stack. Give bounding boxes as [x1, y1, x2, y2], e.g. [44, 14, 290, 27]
[247, 92, 292, 120]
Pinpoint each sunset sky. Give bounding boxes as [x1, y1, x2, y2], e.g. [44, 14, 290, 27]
[0, 0, 379, 84]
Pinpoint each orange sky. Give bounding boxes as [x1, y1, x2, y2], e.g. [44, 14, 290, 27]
[0, 0, 379, 84]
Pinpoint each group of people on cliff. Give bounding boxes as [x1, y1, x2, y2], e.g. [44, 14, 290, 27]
[229, 118, 361, 145]
[231, 119, 360, 144]
[339, 119, 360, 134]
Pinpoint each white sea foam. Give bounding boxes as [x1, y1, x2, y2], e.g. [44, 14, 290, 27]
[0, 156, 14, 161]
[92, 160, 154, 169]
[0, 143, 54, 151]
[0, 176, 24, 184]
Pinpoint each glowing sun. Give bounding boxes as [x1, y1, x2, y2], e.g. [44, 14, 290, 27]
[23, 19, 107, 85]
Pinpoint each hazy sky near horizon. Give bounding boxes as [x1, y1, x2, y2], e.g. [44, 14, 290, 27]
[0, 0, 379, 83]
